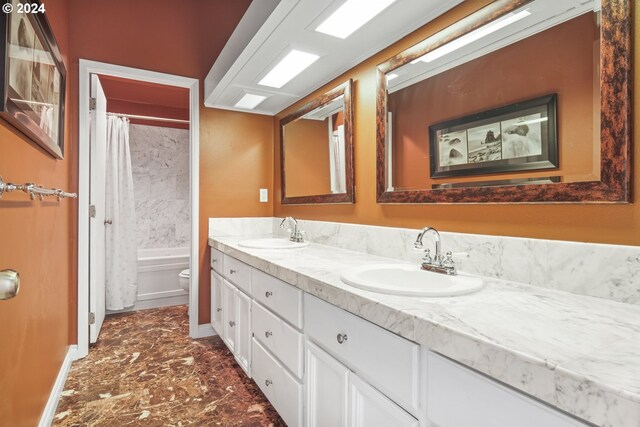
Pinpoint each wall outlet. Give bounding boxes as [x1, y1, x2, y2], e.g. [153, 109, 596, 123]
[260, 188, 268, 203]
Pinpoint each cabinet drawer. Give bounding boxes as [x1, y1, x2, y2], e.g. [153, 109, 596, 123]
[426, 352, 588, 427]
[223, 254, 251, 294]
[252, 338, 303, 427]
[252, 301, 304, 379]
[252, 269, 303, 329]
[305, 294, 420, 416]
[211, 248, 224, 273]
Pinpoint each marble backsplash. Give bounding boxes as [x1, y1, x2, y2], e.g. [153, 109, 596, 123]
[208, 217, 640, 305]
[130, 124, 190, 249]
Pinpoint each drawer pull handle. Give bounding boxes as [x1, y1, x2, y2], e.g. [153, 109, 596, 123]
[265, 291, 273, 298]
[229, 321, 236, 327]
[230, 269, 236, 274]
[216, 308, 222, 312]
[265, 331, 272, 338]
[265, 379, 272, 387]
[337, 333, 348, 344]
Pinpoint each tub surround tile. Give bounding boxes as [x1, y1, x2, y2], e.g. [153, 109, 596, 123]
[209, 233, 640, 427]
[130, 124, 190, 250]
[271, 218, 640, 305]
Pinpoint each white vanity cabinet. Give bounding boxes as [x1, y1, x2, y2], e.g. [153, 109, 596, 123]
[220, 279, 252, 376]
[221, 279, 237, 352]
[210, 271, 223, 335]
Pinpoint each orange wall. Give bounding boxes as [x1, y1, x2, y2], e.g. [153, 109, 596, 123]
[0, 0, 73, 425]
[284, 118, 332, 197]
[66, 0, 271, 325]
[389, 13, 599, 189]
[275, 0, 640, 247]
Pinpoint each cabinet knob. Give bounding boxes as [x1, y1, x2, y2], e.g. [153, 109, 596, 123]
[265, 379, 272, 387]
[265, 331, 272, 338]
[216, 308, 222, 312]
[229, 321, 235, 327]
[229, 269, 236, 274]
[212, 259, 218, 264]
[336, 333, 348, 344]
[265, 291, 273, 298]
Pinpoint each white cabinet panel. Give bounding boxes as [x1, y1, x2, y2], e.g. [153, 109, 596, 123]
[349, 374, 419, 427]
[426, 352, 588, 427]
[252, 301, 304, 378]
[211, 248, 224, 273]
[252, 268, 303, 328]
[253, 338, 303, 427]
[305, 294, 420, 416]
[222, 279, 236, 352]
[210, 271, 223, 336]
[223, 254, 251, 294]
[305, 340, 349, 427]
[235, 290, 252, 377]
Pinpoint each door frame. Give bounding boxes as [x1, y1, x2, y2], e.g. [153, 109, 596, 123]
[77, 59, 200, 358]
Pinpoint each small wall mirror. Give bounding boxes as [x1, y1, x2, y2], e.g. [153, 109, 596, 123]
[376, 0, 631, 203]
[281, 80, 354, 204]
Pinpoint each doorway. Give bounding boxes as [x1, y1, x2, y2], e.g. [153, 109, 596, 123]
[77, 60, 201, 359]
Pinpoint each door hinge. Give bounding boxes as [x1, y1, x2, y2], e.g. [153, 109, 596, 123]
[89, 97, 96, 110]
[89, 205, 96, 218]
[89, 312, 95, 325]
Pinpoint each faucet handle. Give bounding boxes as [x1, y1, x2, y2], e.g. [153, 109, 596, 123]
[422, 248, 433, 264]
[443, 251, 455, 268]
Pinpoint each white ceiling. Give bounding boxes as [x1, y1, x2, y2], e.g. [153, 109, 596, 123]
[204, 0, 463, 116]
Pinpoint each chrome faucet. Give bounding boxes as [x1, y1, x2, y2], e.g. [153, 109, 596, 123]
[414, 227, 456, 275]
[280, 217, 305, 243]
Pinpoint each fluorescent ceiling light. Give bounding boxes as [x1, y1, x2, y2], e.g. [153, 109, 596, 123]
[258, 50, 320, 88]
[234, 93, 267, 110]
[316, 0, 397, 39]
[412, 9, 531, 64]
[386, 73, 399, 81]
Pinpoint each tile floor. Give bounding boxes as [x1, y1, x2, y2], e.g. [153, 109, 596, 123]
[53, 305, 285, 426]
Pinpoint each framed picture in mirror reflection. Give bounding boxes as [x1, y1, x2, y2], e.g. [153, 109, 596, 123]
[429, 94, 557, 178]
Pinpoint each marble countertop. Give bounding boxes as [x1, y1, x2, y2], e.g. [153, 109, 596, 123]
[209, 235, 640, 427]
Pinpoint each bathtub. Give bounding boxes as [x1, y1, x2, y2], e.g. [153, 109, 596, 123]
[108, 247, 190, 313]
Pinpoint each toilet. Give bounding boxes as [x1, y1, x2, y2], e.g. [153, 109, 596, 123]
[178, 269, 190, 291]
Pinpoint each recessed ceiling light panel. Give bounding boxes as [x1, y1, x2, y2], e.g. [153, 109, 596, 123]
[234, 93, 268, 110]
[316, 0, 397, 39]
[258, 50, 320, 88]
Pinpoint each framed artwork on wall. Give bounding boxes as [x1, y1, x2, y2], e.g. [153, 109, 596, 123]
[429, 94, 558, 178]
[0, 0, 66, 159]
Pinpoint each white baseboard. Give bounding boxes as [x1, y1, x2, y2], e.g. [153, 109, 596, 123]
[39, 345, 77, 427]
[106, 294, 189, 314]
[196, 323, 217, 338]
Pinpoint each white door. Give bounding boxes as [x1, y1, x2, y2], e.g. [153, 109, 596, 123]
[222, 280, 236, 352]
[305, 340, 349, 427]
[89, 74, 107, 343]
[349, 374, 419, 427]
[235, 290, 251, 376]
[210, 271, 223, 335]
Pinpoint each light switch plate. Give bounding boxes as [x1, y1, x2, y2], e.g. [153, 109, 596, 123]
[260, 188, 268, 202]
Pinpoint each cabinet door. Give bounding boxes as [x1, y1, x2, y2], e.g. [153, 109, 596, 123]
[222, 280, 237, 352]
[210, 271, 223, 336]
[305, 340, 349, 427]
[349, 374, 419, 427]
[235, 289, 252, 377]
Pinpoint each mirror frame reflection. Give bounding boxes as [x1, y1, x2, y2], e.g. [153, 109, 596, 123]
[280, 79, 355, 205]
[376, 0, 632, 204]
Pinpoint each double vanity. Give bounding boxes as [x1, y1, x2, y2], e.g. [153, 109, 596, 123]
[208, 218, 640, 427]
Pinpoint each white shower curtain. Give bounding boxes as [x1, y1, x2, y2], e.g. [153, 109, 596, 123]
[105, 116, 138, 310]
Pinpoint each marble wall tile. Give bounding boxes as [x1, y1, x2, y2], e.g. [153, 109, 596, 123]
[130, 124, 190, 249]
[269, 218, 640, 305]
[209, 217, 274, 237]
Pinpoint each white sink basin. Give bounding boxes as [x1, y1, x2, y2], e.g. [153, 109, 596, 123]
[238, 238, 310, 250]
[341, 264, 484, 297]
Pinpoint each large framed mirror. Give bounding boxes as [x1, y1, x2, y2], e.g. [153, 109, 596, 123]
[376, 0, 631, 203]
[281, 80, 354, 204]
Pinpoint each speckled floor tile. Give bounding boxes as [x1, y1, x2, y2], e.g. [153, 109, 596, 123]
[53, 305, 285, 426]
